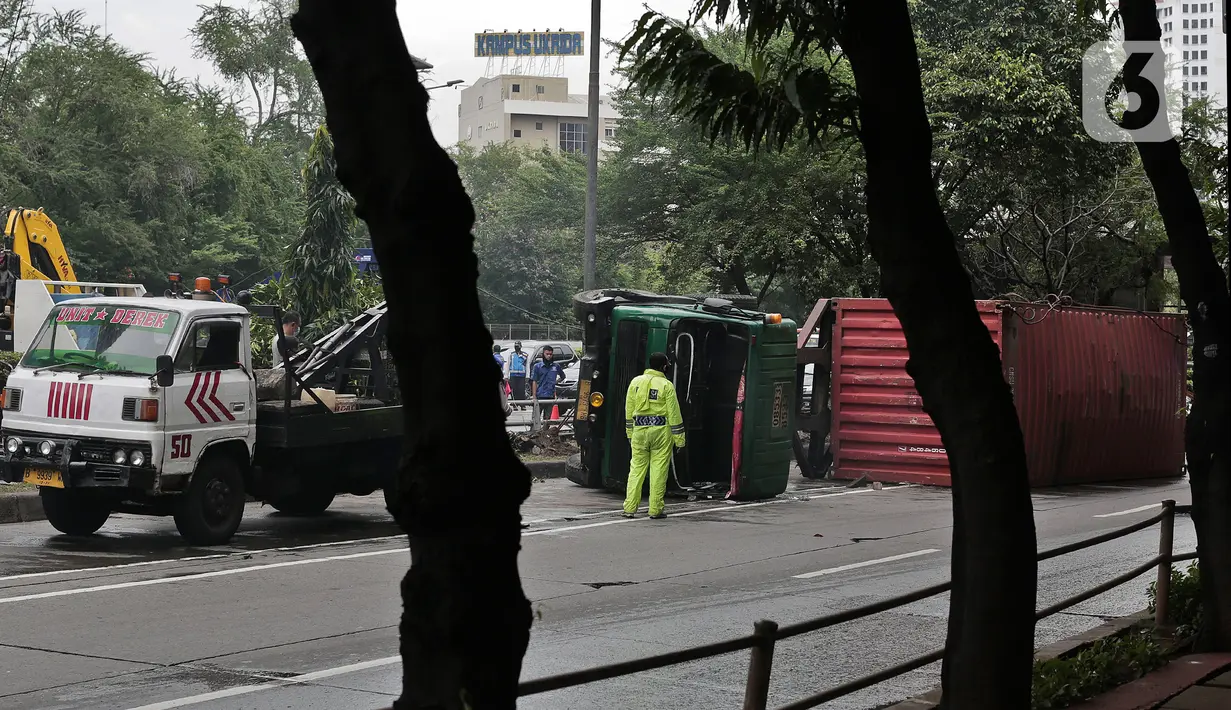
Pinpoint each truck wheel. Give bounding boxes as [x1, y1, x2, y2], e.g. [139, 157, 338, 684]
[174, 455, 246, 546]
[268, 485, 336, 516]
[40, 488, 110, 536]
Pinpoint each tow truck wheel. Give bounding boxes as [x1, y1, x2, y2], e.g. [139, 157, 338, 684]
[267, 485, 336, 516]
[174, 456, 245, 546]
[40, 488, 110, 536]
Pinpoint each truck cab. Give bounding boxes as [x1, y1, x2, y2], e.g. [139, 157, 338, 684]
[1, 296, 258, 544]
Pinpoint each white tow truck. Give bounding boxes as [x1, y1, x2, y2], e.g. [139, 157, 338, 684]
[0, 279, 403, 545]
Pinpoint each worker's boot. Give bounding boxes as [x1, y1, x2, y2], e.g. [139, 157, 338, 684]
[649, 512, 667, 520]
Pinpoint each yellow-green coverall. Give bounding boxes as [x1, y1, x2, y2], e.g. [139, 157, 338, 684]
[623, 368, 686, 517]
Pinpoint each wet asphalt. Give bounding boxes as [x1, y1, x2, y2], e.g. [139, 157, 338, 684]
[0, 474, 1195, 710]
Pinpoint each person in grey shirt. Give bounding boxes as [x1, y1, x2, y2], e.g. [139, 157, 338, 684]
[271, 311, 301, 367]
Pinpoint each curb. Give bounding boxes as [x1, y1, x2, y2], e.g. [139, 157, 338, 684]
[0, 489, 46, 524]
[880, 610, 1154, 710]
[525, 460, 568, 479]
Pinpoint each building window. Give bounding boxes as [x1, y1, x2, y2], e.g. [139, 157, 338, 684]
[1184, 35, 1190, 43]
[559, 122, 587, 154]
[1202, 34, 1208, 43]
[1201, 81, 1207, 90]
[535, 121, 544, 130]
[1184, 51, 1190, 59]
[1202, 50, 1208, 59]
[1184, 66, 1190, 75]
[1166, 37, 1172, 44]
[1183, 3, 1188, 11]
[512, 83, 520, 93]
[1184, 81, 1190, 91]
[536, 85, 545, 94]
[1201, 65, 1208, 75]
[1200, 18, 1207, 28]
[1184, 18, 1189, 27]
[604, 127, 614, 138]
[477, 96, 484, 109]
[513, 129, 522, 138]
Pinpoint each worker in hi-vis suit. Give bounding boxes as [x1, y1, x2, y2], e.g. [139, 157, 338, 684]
[622, 352, 686, 519]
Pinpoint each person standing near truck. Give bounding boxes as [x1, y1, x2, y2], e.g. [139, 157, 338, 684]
[508, 341, 529, 410]
[531, 345, 566, 422]
[271, 311, 300, 367]
[622, 352, 686, 520]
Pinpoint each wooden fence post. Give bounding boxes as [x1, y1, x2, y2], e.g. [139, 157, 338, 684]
[742, 619, 779, 710]
[1155, 499, 1176, 626]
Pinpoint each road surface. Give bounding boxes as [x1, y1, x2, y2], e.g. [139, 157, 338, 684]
[0, 475, 1194, 710]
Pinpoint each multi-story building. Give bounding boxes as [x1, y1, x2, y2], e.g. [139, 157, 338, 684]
[456, 74, 621, 154]
[1154, 0, 1227, 107]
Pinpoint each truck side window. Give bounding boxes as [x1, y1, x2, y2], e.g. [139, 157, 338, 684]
[175, 321, 242, 372]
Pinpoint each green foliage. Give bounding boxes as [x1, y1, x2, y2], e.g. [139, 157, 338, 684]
[1148, 562, 1203, 639]
[0, 2, 306, 290]
[0, 350, 23, 390]
[1031, 629, 1166, 709]
[285, 125, 357, 325]
[191, 0, 322, 143]
[613, 0, 1215, 309]
[453, 143, 585, 324]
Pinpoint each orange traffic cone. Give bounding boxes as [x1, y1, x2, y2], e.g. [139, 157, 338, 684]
[550, 404, 560, 420]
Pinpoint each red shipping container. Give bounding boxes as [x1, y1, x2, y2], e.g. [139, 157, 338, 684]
[815, 299, 1187, 487]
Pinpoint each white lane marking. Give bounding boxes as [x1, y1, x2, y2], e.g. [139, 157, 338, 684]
[792, 549, 942, 579]
[125, 655, 401, 710]
[0, 549, 404, 605]
[0, 535, 407, 583]
[1093, 503, 1160, 518]
[2, 485, 915, 583]
[0, 484, 919, 603]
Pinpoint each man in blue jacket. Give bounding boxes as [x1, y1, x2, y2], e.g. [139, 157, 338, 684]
[508, 341, 530, 410]
[531, 345, 566, 422]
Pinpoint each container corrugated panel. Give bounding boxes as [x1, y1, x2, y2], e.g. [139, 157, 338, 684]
[1003, 304, 1186, 487]
[829, 299, 1003, 486]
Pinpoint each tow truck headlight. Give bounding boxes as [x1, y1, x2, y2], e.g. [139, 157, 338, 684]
[38, 440, 55, 457]
[5, 437, 21, 454]
[112, 449, 128, 465]
[589, 392, 604, 408]
[129, 450, 146, 467]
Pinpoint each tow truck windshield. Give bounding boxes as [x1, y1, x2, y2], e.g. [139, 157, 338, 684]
[19, 304, 181, 376]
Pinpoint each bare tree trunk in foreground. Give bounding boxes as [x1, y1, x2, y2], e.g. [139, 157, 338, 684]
[292, 2, 533, 707]
[842, 2, 1038, 707]
[1121, 0, 1231, 651]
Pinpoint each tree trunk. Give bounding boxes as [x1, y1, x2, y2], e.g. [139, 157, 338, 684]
[291, 2, 534, 708]
[841, 2, 1037, 708]
[1121, 0, 1231, 651]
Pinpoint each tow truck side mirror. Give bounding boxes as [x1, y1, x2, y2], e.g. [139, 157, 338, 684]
[155, 355, 174, 388]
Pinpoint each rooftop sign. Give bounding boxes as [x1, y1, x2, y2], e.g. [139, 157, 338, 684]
[474, 31, 584, 57]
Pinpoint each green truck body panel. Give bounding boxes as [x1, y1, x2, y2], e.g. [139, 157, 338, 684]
[580, 299, 797, 501]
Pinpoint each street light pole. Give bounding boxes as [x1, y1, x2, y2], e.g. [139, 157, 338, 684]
[583, 0, 601, 290]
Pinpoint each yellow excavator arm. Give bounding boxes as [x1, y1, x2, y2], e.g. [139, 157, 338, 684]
[3, 207, 81, 293]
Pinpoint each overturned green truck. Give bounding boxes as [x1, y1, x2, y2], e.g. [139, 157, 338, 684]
[566, 290, 797, 501]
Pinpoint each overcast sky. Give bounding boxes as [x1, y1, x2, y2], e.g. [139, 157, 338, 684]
[34, 0, 697, 146]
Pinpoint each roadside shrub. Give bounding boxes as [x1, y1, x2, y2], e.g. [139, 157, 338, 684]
[1031, 629, 1165, 709]
[0, 351, 23, 390]
[1149, 562, 1202, 639]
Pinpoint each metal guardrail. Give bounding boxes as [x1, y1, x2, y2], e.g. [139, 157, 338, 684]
[488, 323, 583, 341]
[517, 500, 1197, 709]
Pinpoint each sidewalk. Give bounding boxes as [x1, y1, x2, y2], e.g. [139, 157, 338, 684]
[1069, 653, 1231, 710]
